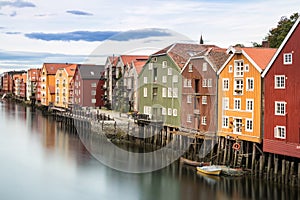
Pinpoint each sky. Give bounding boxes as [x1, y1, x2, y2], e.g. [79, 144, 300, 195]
[0, 0, 299, 73]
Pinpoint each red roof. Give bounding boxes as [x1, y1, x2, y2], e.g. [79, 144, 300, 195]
[132, 58, 148, 74]
[65, 64, 77, 76]
[242, 48, 277, 70]
[120, 55, 149, 66]
[43, 63, 74, 75]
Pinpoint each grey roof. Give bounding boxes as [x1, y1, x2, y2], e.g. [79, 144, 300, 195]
[77, 64, 105, 80]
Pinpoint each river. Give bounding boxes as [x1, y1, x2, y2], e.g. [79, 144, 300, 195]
[0, 101, 298, 200]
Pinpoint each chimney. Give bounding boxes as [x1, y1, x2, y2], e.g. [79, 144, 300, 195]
[262, 40, 270, 48]
[200, 35, 204, 44]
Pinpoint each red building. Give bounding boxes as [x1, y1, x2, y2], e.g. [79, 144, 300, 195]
[73, 64, 105, 108]
[262, 17, 300, 158]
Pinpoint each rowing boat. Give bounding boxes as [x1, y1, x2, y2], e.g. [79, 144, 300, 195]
[196, 166, 222, 176]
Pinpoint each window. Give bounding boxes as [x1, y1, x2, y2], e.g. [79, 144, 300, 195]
[202, 79, 207, 87]
[275, 75, 285, 89]
[201, 116, 207, 125]
[162, 61, 167, 68]
[187, 114, 192, 123]
[187, 95, 192, 103]
[283, 53, 292, 65]
[246, 99, 254, 111]
[203, 62, 207, 71]
[275, 101, 286, 116]
[234, 98, 241, 110]
[234, 118, 242, 133]
[234, 79, 243, 95]
[91, 99, 96, 103]
[188, 63, 193, 72]
[91, 90, 96, 95]
[152, 87, 158, 97]
[162, 108, 166, 115]
[143, 87, 147, 97]
[91, 83, 97, 87]
[274, 126, 286, 139]
[168, 88, 172, 97]
[207, 79, 212, 87]
[202, 96, 207, 104]
[222, 117, 229, 128]
[228, 65, 233, 73]
[245, 64, 249, 72]
[173, 109, 177, 116]
[168, 68, 172, 75]
[168, 108, 172, 116]
[234, 60, 244, 77]
[183, 79, 187, 87]
[162, 76, 167, 83]
[144, 106, 152, 115]
[173, 88, 178, 98]
[223, 97, 229, 110]
[144, 77, 148, 84]
[223, 79, 229, 91]
[173, 75, 178, 83]
[187, 79, 192, 87]
[245, 119, 253, 132]
[162, 87, 167, 98]
[148, 63, 153, 70]
[153, 68, 157, 82]
[246, 78, 254, 91]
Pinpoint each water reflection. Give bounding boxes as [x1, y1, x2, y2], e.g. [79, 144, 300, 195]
[0, 101, 298, 200]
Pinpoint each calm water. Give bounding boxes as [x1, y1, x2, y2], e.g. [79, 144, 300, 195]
[0, 101, 298, 200]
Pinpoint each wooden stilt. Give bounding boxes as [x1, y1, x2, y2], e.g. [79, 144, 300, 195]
[251, 143, 256, 172]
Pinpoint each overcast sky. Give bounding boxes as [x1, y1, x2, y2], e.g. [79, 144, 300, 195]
[0, 0, 299, 72]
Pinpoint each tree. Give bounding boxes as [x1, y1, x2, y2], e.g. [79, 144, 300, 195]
[265, 13, 299, 48]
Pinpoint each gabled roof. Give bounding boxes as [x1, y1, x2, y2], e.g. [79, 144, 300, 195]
[77, 64, 105, 80]
[43, 63, 74, 75]
[152, 43, 218, 69]
[217, 47, 277, 75]
[65, 64, 77, 77]
[131, 57, 149, 75]
[262, 17, 300, 77]
[108, 56, 119, 66]
[182, 47, 229, 72]
[119, 55, 149, 66]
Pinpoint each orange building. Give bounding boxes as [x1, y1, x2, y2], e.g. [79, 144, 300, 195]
[40, 63, 74, 106]
[54, 64, 77, 109]
[217, 47, 276, 143]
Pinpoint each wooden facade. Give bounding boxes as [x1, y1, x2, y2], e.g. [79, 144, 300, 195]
[262, 17, 300, 158]
[217, 47, 276, 143]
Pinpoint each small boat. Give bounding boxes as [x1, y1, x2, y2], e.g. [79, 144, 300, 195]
[180, 157, 210, 167]
[196, 166, 222, 176]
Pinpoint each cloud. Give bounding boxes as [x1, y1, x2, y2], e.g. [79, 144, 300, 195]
[66, 10, 93, 16]
[10, 11, 17, 17]
[24, 29, 172, 42]
[0, 0, 36, 9]
[5, 31, 21, 34]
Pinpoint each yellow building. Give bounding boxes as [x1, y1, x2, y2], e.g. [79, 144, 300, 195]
[40, 63, 74, 106]
[54, 64, 77, 109]
[217, 47, 276, 143]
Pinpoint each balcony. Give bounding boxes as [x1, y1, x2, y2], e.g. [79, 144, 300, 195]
[194, 109, 200, 115]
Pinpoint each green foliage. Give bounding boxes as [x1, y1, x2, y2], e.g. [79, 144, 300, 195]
[266, 13, 299, 48]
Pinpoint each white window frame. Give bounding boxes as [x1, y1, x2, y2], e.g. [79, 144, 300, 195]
[173, 109, 177, 117]
[233, 118, 243, 134]
[202, 62, 207, 71]
[223, 78, 229, 91]
[222, 116, 229, 128]
[183, 79, 187, 87]
[201, 116, 207, 125]
[234, 79, 243, 95]
[162, 87, 167, 98]
[187, 114, 192, 123]
[274, 126, 286, 139]
[187, 95, 192, 104]
[207, 79, 212, 87]
[91, 90, 96, 95]
[234, 98, 241, 110]
[162, 75, 167, 83]
[168, 68, 172, 75]
[173, 75, 178, 83]
[188, 63, 193, 72]
[143, 87, 147, 97]
[144, 77, 148, 84]
[246, 99, 254, 111]
[246, 78, 254, 91]
[283, 53, 292, 65]
[228, 65, 233, 73]
[168, 88, 172, 98]
[274, 75, 285, 89]
[91, 82, 96, 87]
[202, 96, 207, 104]
[275, 101, 286, 116]
[173, 88, 178, 98]
[162, 107, 166, 115]
[148, 63, 153, 70]
[187, 79, 192, 87]
[91, 98, 96, 104]
[223, 97, 229, 110]
[245, 119, 253, 132]
[202, 79, 207, 87]
[162, 61, 167, 68]
[168, 108, 172, 116]
[234, 60, 244, 77]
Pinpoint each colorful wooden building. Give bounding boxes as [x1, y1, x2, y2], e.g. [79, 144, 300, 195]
[217, 47, 276, 144]
[104, 56, 119, 109]
[181, 47, 228, 135]
[262, 17, 300, 158]
[26, 68, 40, 101]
